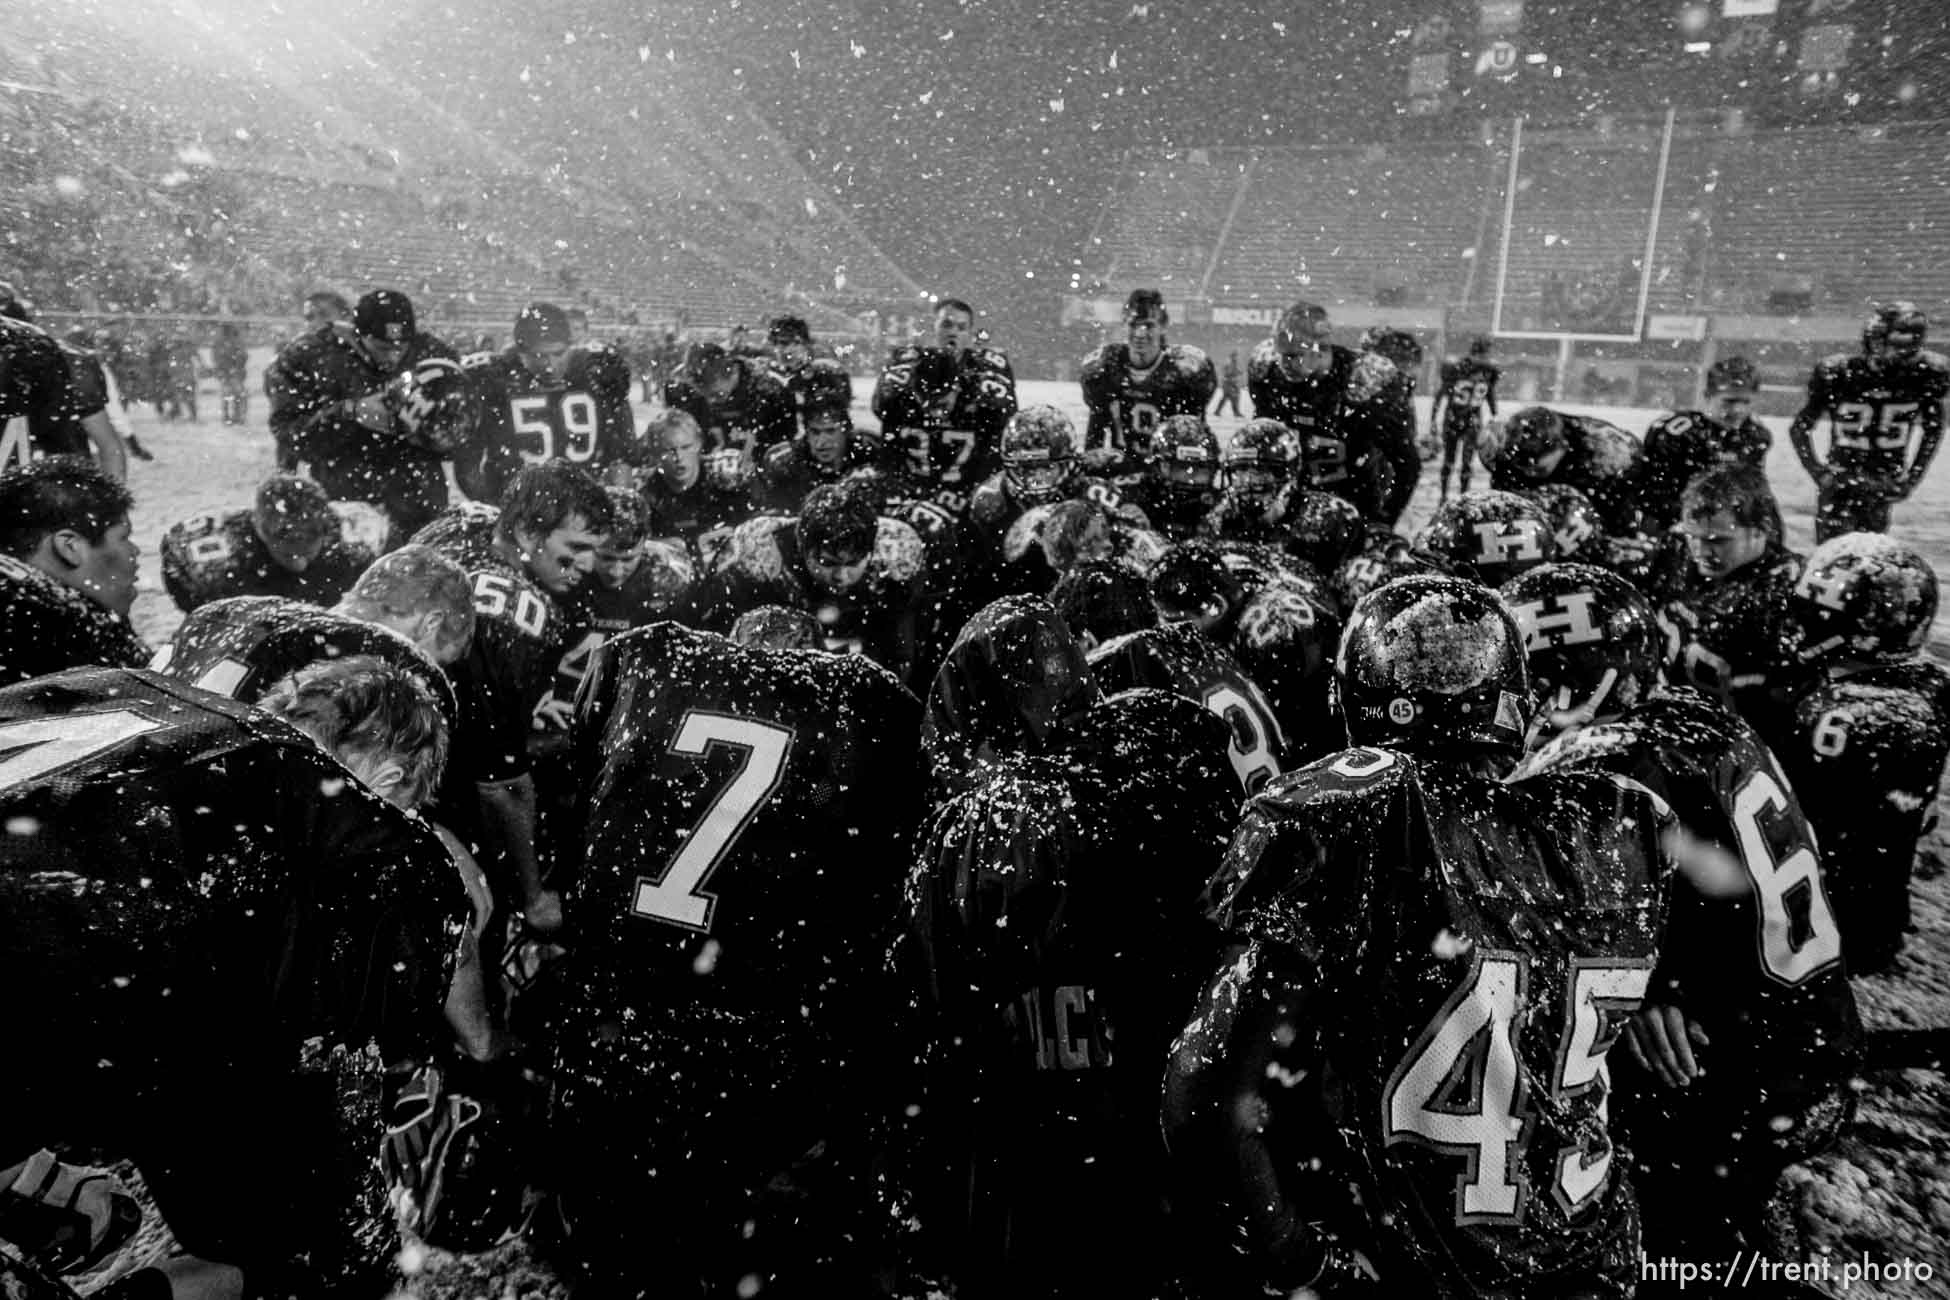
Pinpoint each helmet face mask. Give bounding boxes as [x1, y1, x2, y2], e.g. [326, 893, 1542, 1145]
[1223, 419, 1303, 513]
[1002, 405, 1080, 505]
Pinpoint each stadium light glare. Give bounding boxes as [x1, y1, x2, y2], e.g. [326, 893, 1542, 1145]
[1684, 41, 1712, 54]
[1524, 52, 1548, 64]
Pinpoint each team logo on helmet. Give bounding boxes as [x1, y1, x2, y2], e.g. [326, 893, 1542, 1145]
[1789, 532, 1939, 664]
[390, 358, 483, 454]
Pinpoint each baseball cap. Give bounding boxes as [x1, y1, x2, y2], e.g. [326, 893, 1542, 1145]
[514, 302, 571, 351]
[354, 289, 416, 343]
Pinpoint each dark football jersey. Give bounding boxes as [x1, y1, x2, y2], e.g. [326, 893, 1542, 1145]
[151, 594, 458, 725]
[0, 552, 150, 686]
[1436, 358, 1500, 431]
[1778, 658, 1950, 969]
[1798, 350, 1950, 479]
[663, 362, 798, 462]
[0, 316, 101, 471]
[683, 513, 930, 677]
[641, 469, 754, 562]
[904, 689, 1238, 1295]
[1652, 540, 1805, 738]
[1247, 341, 1416, 519]
[1490, 414, 1645, 538]
[1637, 410, 1772, 532]
[264, 326, 459, 537]
[457, 345, 641, 502]
[551, 540, 695, 700]
[1519, 692, 1859, 1099]
[1209, 545, 1342, 761]
[1088, 621, 1288, 792]
[1186, 747, 1673, 1298]
[1078, 341, 1218, 464]
[754, 432, 901, 514]
[410, 504, 567, 784]
[0, 667, 465, 1288]
[549, 623, 922, 1283]
[160, 507, 374, 614]
[872, 346, 1018, 514]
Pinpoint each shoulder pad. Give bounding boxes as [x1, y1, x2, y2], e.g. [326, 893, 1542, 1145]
[1918, 349, 1950, 374]
[967, 475, 1010, 524]
[1078, 344, 1119, 387]
[1002, 503, 1053, 563]
[885, 344, 924, 368]
[871, 517, 927, 582]
[1246, 338, 1282, 381]
[966, 346, 1014, 377]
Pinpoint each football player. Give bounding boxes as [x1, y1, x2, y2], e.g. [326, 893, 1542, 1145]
[641, 407, 755, 563]
[1506, 562, 1861, 1271]
[1134, 413, 1225, 541]
[412, 462, 614, 936]
[661, 337, 798, 470]
[1487, 406, 1646, 539]
[1428, 335, 1500, 501]
[0, 456, 147, 684]
[0, 308, 124, 480]
[1202, 418, 1304, 546]
[682, 483, 931, 685]
[0, 657, 467, 1298]
[1777, 534, 1950, 971]
[1415, 488, 1559, 588]
[967, 406, 1149, 584]
[1247, 300, 1419, 522]
[873, 301, 1019, 513]
[1150, 539, 1339, 760]
[904, 596, 1238, 1296]
[264, 289, 465, 543]
[754, 360, 898, 513]
[1789, 302, 1949, 542]
[1649, 464, 1805, 740]
[152, 543, 473, 719]
[457, 302, 643, 503]
[548, 621, 923, 1296]
[160, 472, 377, 613]
[1077, 288, 1217, 474]
[0, 299, 127, 481]
[547, 484, 695, 712]
[1334, 524, 1451, 611]
[1638, 355, 1773, 533]
[1162, 574, 1731, 1298]
[764, 312, 817, 387]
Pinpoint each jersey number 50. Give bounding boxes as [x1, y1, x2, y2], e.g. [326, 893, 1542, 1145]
[630, 711, 795, 932]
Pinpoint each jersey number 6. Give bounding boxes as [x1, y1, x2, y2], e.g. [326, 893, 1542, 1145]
[630, 711, 795, 933]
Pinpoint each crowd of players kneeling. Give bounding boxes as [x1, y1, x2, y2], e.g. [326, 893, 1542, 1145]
[0, 284, 1945, 1299]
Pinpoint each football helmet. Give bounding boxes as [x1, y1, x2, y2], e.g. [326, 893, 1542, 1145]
[1524, 483, 1608, 561]
[1336, 572, 1533, 755]
[1150, 539, 1245, 631]
[1336, 528, 1446, 609]
[1050, 559, 1158, 647]
[1283, 491, 1367, 576]
[1223, 418, 1305, 511]
[1275, 301, 1332, 353]
[1501, 562, 1664, 717]
[1864, 301, 1928, 360]
[1359, 325, 1423, 377]
[1416, 489, 1558, 587]
[1704, 356, 1762, 397]
[1789, 532, 1939, 665]
[1148, 415, 1222, 516]
[730, 603, 822, 651]
[389, 357, 483, 454]
[1002, 405, 1081, 505]
[1493, 406, 1569, 479]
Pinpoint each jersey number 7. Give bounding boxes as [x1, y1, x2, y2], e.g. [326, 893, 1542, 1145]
[630, 711, 795, 933]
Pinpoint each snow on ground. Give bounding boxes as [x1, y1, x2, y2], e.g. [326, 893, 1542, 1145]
[108, 367, 1949, 1297]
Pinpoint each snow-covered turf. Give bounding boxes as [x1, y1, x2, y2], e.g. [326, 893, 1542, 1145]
[105, 364, 1949, 1298]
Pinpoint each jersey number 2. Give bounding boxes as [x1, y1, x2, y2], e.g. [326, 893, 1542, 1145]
[630, 711, 794, 933]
